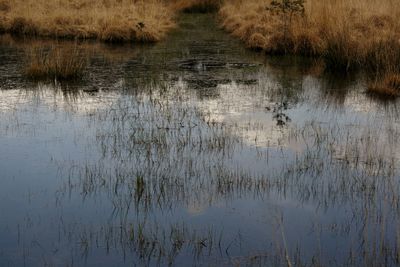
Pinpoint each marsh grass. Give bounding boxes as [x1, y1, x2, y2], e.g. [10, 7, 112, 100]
[0, 0, 175, 42]
[26, 46, 87, 80]
[0, 0, 225, 42]
[367, 73, 400, 98]
[220, 0, 400, 62]
[219, 0, 400, 96]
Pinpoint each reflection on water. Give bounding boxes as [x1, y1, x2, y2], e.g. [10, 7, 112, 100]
[1, 13, 400, 267]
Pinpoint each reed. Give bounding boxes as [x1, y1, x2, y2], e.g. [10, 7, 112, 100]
[25, 46, 87, 80]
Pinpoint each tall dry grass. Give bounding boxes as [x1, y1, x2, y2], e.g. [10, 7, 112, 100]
[0, 0, 175, 42]
[219, 0, 400, 95]
[220, 0, 400, 71]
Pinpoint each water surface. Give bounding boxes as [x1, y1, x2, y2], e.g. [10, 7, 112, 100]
[0, 13, 400, 267]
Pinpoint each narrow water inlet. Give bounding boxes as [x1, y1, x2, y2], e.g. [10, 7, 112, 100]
[0, 13, 399, 267]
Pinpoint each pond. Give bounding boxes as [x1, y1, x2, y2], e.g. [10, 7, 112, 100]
[0, 13, 400, 267]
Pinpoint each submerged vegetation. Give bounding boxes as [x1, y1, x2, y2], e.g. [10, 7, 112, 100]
[7, 78, 400, 266]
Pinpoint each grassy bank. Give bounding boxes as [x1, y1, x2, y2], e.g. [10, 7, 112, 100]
[3, 0, 399, 95]
[219, 0, 400, 97]
[0, 0, 175, 42]
[0, 0, 223, 42]
[0, 0, 225, 81]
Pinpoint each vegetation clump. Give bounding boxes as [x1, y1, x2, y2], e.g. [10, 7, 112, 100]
[0, 0, 175, 43]
[25, 46, 87, 80]
[367, 73, 400, 98]
[2, 0, 400, 97]
[219, 0, 400, 97]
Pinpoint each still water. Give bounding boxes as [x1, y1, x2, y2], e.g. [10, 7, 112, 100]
[0, 14, 400, 267]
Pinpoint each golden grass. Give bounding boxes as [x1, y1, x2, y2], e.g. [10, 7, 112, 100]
[219, 0, 400, 73]
[26, 46, 87, 80]
[0, 0, 175, 42]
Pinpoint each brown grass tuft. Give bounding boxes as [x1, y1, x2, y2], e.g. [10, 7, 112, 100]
[26, 46, 87, 80]
[293, 30, 325, 56]
[367, 74, 400, 98]
[385, 74, 400, 90]
[264, 33, 294, 55]
[10, 17, 38, 36]
[0, 0, 10, 12]
[247, 32, 267, 50]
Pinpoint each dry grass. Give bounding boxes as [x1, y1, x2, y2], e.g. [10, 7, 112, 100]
[26, 46, 87, 80]
[219, 0, 400, 73]
[367, 73, 400, 98]
[0, 0, 175, 42]
[219, 0, 400, 97]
